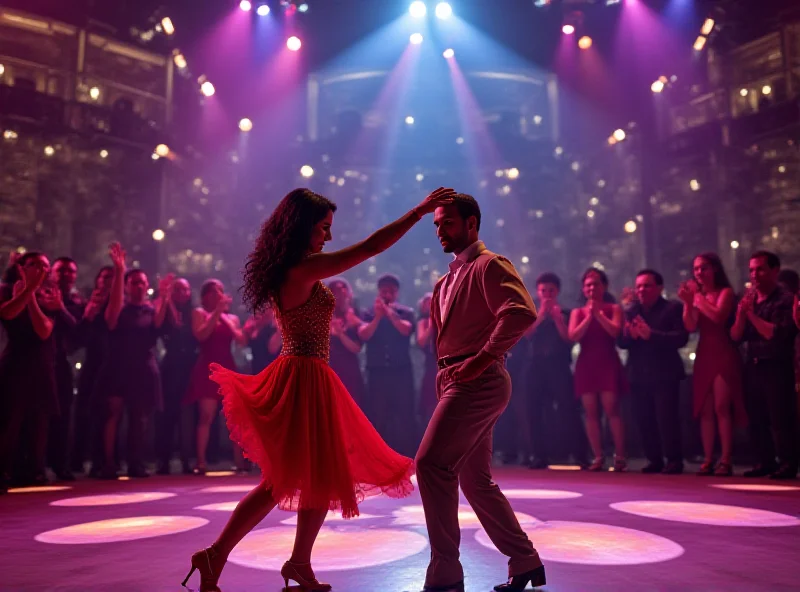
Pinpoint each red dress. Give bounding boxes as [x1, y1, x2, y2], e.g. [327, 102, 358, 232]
[573, 304, 629, 397]
[692, 313, 747, 425]
[210, 282, 413, 518]
[185, 316, 237, 403]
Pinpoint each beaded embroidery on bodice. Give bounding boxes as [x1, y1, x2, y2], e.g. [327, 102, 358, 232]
[276, 282, 334, 363]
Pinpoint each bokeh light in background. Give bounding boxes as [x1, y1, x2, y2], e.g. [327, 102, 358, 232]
[435, 2, 453, 20]
[409, 32, 423, 45]
[239, 0, 252, 12]
[409, 1, 427, 19]
[286, 36, 302, 51]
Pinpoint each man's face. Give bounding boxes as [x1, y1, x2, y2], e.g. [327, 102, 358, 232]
[52, 260, 77, 290]
[433, 205, 471, 254]
[172, 279, 191, 305]
[378, 283, 399, 304]
[537, 282, 559, 303]
[635, 273, 662, 307]
[750, 256, 778, 291]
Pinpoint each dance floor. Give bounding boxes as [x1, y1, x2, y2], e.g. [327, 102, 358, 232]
[2, 465, 799, 591]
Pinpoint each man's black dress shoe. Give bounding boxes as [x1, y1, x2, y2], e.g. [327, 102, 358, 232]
[662, 461, 684, 475]
[743, 465, 777, 478]
[494, 565, 546, 591]
[422, 580, 464, 592]
[641, 462, 663, 474]
[769, 465, 798, 480]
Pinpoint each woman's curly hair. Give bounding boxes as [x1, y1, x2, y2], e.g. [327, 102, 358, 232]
[242, 188, 336, 312]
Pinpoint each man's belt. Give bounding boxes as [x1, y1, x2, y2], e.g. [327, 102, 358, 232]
[437, 353, 479, 370]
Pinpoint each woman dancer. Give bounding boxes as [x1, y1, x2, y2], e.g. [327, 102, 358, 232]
[327, 278, 366, 408]
[568, 268, 628, 472]
[679, 253, 745, 476]
[183, 186, 453, 592]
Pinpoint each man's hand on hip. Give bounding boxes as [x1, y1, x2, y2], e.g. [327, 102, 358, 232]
[446, 351, 496, 383]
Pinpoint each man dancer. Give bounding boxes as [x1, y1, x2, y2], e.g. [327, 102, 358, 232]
[416, 194, 545, 592]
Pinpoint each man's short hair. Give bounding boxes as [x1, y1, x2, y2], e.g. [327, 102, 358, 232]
[54, 256, 77, 267]
[535, 272, 561, 290]
[636, 268, 664, 286]
[750, 250, 780, 269]
[451, 193, 481, 231]
[377, 273, 400, 289]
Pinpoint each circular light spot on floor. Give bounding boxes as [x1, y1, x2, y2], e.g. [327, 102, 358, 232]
[476, 521, 684, 565]
[229, 527, 428, 571]
[610, 501, 800, 527]
[35, 516, 209, 544]
[8, 486, 72, 494]
[392, 504, 538, 529]
[201, 485, 256, 493]
[547, 464, 582, 471]
[205, 471, 236, 477]
[504, 489, 583, 500]
[711, 484, 800, 493]
[195, 501, 240, 512]
[280, 510, 382, 525]
[51, 492, 176, 507]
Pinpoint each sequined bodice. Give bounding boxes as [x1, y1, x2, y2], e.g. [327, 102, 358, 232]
[277, 282, 334, 363]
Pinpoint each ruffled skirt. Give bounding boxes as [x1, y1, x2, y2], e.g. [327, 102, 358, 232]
[210, 355, 414, 518]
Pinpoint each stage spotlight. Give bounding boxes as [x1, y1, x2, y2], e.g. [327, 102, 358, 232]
[200, 80, 215, 97]
[410, 33, 423, 45]
[562, 24, 575, 35]
[239, 118, 253, 132]
[739, 88, 748, 97]
[152, 229, 166, 241]
[435, 2, 452, 19]
[651, 80, 665, 93]
[173, 52, 187, 70]
[443, 48, 454, 59]
[100, 149, 109, 159]
[624, 220, 637, 233]
[161, 17, 175, 35]
[762, 85, 772, 95]
[578, 36, 592, 49]
[240, 0, 252, 11]
[730, 240, 739, 250]
[409, 1, 427, 18]
[256, 4, 270, 16]
[287, 36, 302, 51]
[89, 86, 100, 100]
[689, 179, 700, 191]
[300, 165, 314, 178]
[701, 18, 715, 36]
[44, 145, 55, 157]
[693, 36, 707, 51]
[155, 144, 171, 157]
[405, 116, 415, 125]
[613, 129, 626, 142]
[298, 3, 309, 11]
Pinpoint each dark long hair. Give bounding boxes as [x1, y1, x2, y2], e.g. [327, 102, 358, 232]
[695, 252, 732, 291]
[242, 188, 337, 312]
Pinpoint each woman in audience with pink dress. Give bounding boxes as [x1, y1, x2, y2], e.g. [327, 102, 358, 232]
[185, 280, 248, 474]
[569, 268, 628, 472]
[679, 252, 745, 476]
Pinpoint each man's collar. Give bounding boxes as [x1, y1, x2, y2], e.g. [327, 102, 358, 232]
[453, 240, 484, 264]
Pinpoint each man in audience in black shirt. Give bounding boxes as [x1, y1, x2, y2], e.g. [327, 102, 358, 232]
[619, 269, 689, 474]
[732, 251, 798, 480]
[359, 274, 417, 456]
[526, 273, 587, 468]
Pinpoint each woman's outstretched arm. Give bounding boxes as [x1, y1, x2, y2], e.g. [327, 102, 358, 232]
[290, 187, 454, 284]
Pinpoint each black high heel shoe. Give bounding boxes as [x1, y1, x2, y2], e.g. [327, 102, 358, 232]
[182, 545, 225, 591]
[280, 561, 332, 591]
